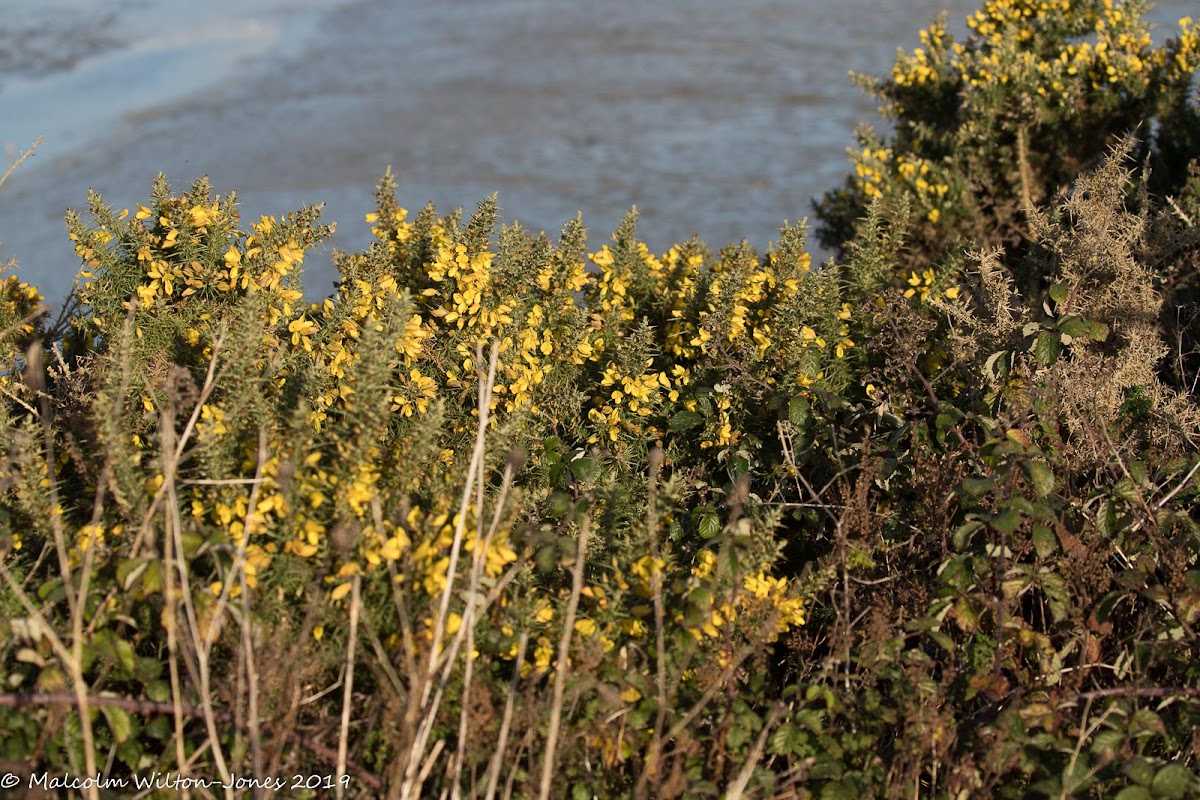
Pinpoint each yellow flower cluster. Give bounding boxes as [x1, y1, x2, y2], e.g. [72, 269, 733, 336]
[54, 181, 830, 682]
[958, 0, 1158, 92]
[895, 156, 951, 223]
[891, 19, 949, 87]
[1171, 16, 1198, 74]
[506, 544, 808, 682]
[853, 147, 893, 201]
[0, 273, 43, 337]
[674, 551, 807, 645]
[587, 361, 683, 442]
[966, 0, 1073, 46]
[364, 207, 414, 255]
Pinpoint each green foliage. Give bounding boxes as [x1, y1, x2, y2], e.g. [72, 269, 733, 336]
[815, 0, 1200, 293]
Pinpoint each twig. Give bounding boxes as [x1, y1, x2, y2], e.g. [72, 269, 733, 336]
[634, 448, 669, 800]
[337, 575, 362, 800]
[484, 632, 528, 800]
[399, 342, 500, 799]
[538, 517, 592, 800]
[1166, 195, 1194, 227]
[1071, 686, 1200, 703]
[0, 137, 41, 190]
[724, 703, 785, 800]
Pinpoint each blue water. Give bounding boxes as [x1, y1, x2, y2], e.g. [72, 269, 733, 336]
[0, 0, 1194, 306]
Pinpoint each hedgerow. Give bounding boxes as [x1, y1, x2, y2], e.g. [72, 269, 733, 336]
[1, 1, 1198, 798]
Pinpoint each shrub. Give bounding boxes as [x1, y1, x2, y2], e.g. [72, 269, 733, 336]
[815, 0, 1200, 293]
[0, 2, 1198, 798]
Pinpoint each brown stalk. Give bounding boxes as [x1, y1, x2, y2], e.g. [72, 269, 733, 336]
[633, 447, 669, 800]
[538, 515, 591, 800]
[397, 342, 499, 799]
[337, 574, 363, 800]
[483, 631, 528, 800]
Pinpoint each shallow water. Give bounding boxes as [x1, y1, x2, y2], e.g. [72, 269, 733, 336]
[0, 0, 1193, 306]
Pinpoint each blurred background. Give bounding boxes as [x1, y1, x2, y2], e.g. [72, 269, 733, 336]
[0, 0, 1192, 307]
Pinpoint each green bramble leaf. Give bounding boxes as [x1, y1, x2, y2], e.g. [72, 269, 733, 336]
[1024, 461, 1055, 498]
[789, 396, 812, 428]
[1033, 331, 1060, 365]
[1114, 788, 1152, 800]
[1151, 764, 1195, 799]
[570, 457, 599, 484]
[961, 475, 995, 497]
[669, 410, 703, 431]
[989, 508, 1022, 535]
[101, 706, 134, 745]
[1032, 524, 1057, 558]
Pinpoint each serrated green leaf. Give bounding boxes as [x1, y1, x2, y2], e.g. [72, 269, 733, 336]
[117, 739, 143, 772]
[1006, 496, 1037, 516]
[1151, 764, 1194, 799]
[1032, 524, 1057, 558]
[953, 520, 985, 550]
[145, 680, 171, 704]
[962, 475, 995, 497]
[570, 457, 599, 484]
[101, 706, 134, 744]
[984, 349, 1011, 380]
[1058, 315, 1092, 339]
[1090, 729, 1125, 757]
[728, 455, 750, 478]
[135, 656, 162, 682]
[1025, 461, 1055, 498]
[1033, 331, 1061, 366]
[789, 396, 811, 428]
[114, 638, 136, 675]
[1129, 709, 1165, 737]
[990, 508, 1022, 535]
[141, 560, 162, 595]
[144, 714, 171, 741]
[117, 558, 148, 591]
[1048, 283, 1069, 303]
[1041, 572, 1070, 623]
[769, 721, 807, 756]
[698, 513, 721, 540]
[669, 410, 703, 431]
[1098, 500, 1117, 539]
[1124, 757, 1156, 786]
[1113, 787, 1152, 800]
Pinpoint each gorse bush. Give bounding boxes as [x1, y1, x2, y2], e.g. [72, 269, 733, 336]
[1, 1, 1199, 798]
[815, 0, 1200, 291]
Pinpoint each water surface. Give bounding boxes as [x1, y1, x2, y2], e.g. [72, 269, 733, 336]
[0, 0, 1192, 305]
